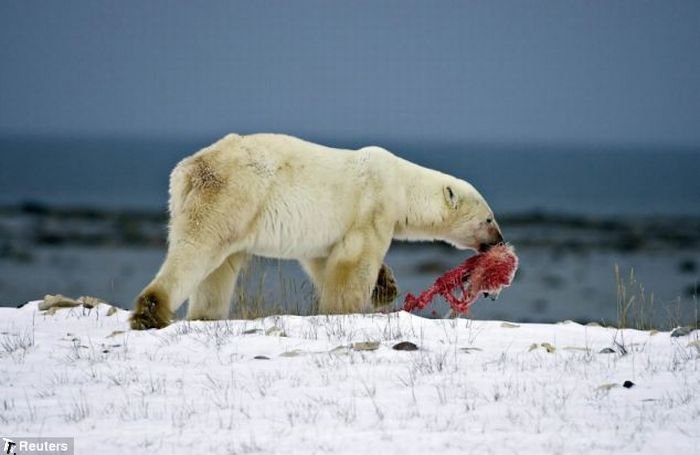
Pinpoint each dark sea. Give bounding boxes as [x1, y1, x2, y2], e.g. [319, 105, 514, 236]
[1, 135, 699, 216]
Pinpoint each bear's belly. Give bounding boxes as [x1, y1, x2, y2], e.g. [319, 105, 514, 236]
[249, 242, 331, 260]
[246, 204, 349, 260]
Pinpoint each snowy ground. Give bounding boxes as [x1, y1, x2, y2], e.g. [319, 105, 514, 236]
[1, 302, 698, 454]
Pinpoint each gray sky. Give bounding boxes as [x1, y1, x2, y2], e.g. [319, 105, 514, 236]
[1, 0, 699, 146]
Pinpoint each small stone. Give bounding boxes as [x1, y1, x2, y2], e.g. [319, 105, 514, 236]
[500, 322, 520, 328]
[597, 383, 619, 392]
[351, 341, 380, 351]
[670, 326, 695, 338]
[106, 306, 118, 317]
[265, 327, 286, 337]
[622, 380, 635, 389]
[392, 341, 418, 351]
[540, 342, 556, 353]
[253, 355, 270, 360]
[528, 343, 538, 352]
[78, 296, 103, 309]
[39, 294, 80, 311]
[599, 347, 616, 354]
[243, 328, 262, 335]
[279, 350, 303, 357]
[460, 347, 483, 353]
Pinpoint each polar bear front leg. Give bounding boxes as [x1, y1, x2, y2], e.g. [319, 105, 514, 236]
[187, 252, 248, 321]
[301, 259, 398, 310]
[319, 230, 391, 314]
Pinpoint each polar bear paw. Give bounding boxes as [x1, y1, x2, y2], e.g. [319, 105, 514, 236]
[371, 263, 399, 308]
[130, 288, 173, 330]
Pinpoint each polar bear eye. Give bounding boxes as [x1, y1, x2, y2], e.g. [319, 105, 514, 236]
[486, 218, 492, 224]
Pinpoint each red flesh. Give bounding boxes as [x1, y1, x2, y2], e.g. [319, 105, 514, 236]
[404, 243, 518, 314]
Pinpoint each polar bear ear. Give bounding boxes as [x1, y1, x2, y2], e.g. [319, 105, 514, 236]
[443, 185, 460, 209]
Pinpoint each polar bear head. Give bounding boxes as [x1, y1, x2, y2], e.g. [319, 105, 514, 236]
[438, 178, 504, 252]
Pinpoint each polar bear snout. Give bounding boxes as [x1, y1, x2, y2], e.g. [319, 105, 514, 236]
[478, 228, 504, 253]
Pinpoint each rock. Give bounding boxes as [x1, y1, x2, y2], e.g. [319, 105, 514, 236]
[623, 380, 635, 389]
[392, 341, 418, 351]
[670, 326, 696, 338]
[253, 355, 270, 360]
[500, 322, 520, 328]
[243, 328, 262, 335]
[597, 383, 619, 392]
[78, 296, 103, 309]
[460, 347, 483, 353]
[106, 306, 118, 317]
[39, 294, 80, 311]
[279, 351, 301, 357]
[540, 342, 556, 353]
[529, 342, 556, 353]
[265, 327, 286, 337]
[39, 294, 107, 312]
[599, 347, 616, 354]
[351, 341, 380, 351]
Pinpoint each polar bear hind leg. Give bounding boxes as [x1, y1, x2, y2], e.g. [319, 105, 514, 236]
[187, 252, 249, 321]
[130, 148, 261, 330]
[130, 234, 239, 329]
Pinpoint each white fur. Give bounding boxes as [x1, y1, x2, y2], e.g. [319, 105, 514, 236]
[138, 133, 502, 318]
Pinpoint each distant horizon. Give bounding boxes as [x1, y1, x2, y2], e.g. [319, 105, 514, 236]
[1, 130, 699, 153]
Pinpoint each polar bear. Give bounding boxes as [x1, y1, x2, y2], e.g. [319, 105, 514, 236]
[130, 133, 503, 330]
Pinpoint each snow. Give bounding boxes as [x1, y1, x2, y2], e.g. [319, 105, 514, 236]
[1, 302, 698, 454]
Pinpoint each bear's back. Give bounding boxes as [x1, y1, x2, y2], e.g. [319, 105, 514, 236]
[206, 134, 399, 258]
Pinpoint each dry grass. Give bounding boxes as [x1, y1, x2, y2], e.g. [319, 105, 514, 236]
[614, 264, 698, 330]
[231, 258, 316, 319]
